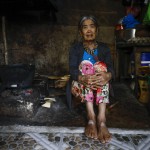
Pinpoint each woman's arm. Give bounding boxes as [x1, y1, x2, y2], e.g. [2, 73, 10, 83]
[98, 43, 115, 79]
[69, 43, 80, 81]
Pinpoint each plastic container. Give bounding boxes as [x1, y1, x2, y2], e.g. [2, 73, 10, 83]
[141, 52, 150, 66]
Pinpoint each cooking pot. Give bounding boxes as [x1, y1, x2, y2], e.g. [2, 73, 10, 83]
[116, 28, 136, 41]
[0, 64, 35, 90]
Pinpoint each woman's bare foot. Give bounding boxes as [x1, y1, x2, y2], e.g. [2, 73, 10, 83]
[85, 120, 98, 139]
[97, 124, 112, 143]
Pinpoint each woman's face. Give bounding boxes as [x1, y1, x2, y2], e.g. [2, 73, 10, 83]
[80, 19, 97, 41]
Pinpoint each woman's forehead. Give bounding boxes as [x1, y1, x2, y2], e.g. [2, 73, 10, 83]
[82, 19, 94, 24]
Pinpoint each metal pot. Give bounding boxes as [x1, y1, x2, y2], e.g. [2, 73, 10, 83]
[0, 64, 35, 90]
[116, 28, 136, 41]
[123, 28, 136, 40]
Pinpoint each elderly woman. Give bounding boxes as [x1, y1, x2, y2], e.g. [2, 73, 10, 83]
[69, 15, 114, 143]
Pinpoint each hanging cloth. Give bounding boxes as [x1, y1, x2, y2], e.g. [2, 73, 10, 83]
[143, 3, 150, 25]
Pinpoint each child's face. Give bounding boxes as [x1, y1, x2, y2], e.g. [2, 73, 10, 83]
[80, 19, 97, 41]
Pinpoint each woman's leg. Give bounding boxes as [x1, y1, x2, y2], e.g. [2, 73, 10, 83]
[93, 61, 111, 142]
[71, 81, 97, 139]
[97, 103, 111, 143]
[85, 101, 97, 139]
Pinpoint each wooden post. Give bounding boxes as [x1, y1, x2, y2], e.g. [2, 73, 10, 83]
[2, 16, 8, 65]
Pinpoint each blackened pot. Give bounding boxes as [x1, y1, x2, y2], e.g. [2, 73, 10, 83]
[0, 64, 35, 90]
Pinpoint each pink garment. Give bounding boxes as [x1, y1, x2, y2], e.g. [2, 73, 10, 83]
[72, 60, 109, 104]
[79, 60, 94, 75]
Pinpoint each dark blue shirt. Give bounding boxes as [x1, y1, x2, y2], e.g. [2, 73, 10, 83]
[82, 49, 98, 64]
[69, 42, 114, 81]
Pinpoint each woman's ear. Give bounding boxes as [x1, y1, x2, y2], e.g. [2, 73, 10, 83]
[95, 28, 99, 39]
[79, 31, 83, 36]
[96, 28, 99, 34]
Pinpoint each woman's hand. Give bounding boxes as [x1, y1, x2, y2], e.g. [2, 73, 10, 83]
[78, 75, 93, 85]
[78, 72, 112, 90]
[96, 71, 112, 86]
[78, 74, 98, 90]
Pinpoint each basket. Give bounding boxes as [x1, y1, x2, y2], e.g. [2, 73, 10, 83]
[55, 75, 70, 88]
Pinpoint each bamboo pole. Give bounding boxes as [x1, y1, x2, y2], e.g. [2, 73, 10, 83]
[2, 16, 8, 65]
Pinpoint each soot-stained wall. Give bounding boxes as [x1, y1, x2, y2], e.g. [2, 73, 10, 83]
[0, 0, 124, 75]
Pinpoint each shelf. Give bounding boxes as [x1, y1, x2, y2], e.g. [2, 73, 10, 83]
[115, 44, 150, 79]
[116, 42, 150, 48]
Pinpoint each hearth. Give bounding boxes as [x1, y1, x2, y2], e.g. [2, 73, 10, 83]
[0, 87, 40, 118]
[0, 71, 49, 118]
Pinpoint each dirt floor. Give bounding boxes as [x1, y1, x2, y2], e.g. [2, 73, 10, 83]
[0, 81, 150, 129]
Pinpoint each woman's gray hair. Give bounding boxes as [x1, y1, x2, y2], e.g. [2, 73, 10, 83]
[78, 15, 99, 31]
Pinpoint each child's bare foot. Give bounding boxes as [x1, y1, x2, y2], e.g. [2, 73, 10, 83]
[85, 120, 98, 139]
[97, 124, 112, 143]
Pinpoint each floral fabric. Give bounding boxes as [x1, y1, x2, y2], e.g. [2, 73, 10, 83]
[71, 60, 109, 104]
